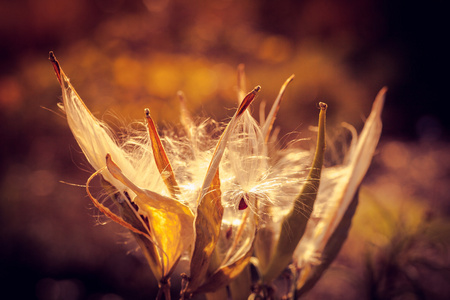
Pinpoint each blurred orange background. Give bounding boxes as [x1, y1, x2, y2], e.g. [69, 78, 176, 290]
[1, 0, 449, 299]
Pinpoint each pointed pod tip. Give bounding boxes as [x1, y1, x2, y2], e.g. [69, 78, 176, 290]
[105, 153, 120, 178]
[319, 102, 328, 111]
[236, 85, 261, 116]
[49, 51, 56, 62]
[105, 154, 115, 172]
[376, 87, 388, 102]
[144, 108, 150, 117]
[49, 51, 62, 84]
[372, 87, 387, 116]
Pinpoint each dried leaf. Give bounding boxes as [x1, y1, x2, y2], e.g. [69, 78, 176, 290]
[100, 178, 163, 280]
[197, 86, 260, 199]
[262, 103, 327, 282]
[261, 75, 295, 141]
[321, 88, 385, 243]
[145, 108, 180, 199]
[187, 87, 260, 293]
[106, 154, 194, 277]
[49, 52, 62, 84]
[85, 168, 153, 241]
[49, 52, 137, 192]
[295, 88, 386, 266]
[293, 88, 385, 293]
[85, 168, 165, 280]
[51, 53, 168, 280]
[187, 170, 223, 293]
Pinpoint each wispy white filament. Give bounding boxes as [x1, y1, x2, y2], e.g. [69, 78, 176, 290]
[221, 110, 269, 210]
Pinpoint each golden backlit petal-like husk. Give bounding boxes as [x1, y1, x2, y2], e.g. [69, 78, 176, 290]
[100, 178, 163, 280]
[326, 88, 385, 240]
[262, 103, 327, 283]
[261, 74, 295, 141]
[187, 170, 223, 293]
[187, 87, 260, 294]
[145, 108, 180, 199]
[50, 52, 137, 192]
[294, 88, 385, 290]
[297, 88, 385, 262]
[106, 154, 194, 277]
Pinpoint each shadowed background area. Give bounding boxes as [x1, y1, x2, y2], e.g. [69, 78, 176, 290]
[1, 0, 449, 299]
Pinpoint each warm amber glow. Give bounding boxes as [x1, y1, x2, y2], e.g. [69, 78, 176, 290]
[2, 1, 447, 299]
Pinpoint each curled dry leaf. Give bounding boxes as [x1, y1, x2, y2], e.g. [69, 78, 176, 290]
[106, 154, 194, 277]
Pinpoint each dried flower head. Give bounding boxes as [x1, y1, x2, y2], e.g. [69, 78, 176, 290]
[50, 52, 385, 299]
